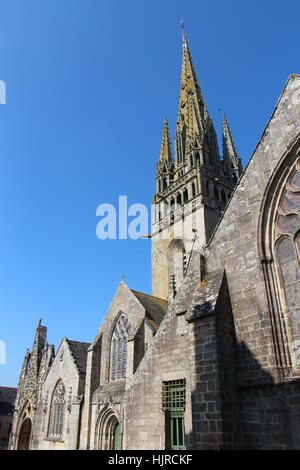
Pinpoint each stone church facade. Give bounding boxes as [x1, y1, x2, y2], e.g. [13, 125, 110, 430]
[9, 29, 300, 450]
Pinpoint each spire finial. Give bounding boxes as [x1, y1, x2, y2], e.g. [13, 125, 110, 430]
[121, 275, 124, 284]
[180, 18, 186, 41]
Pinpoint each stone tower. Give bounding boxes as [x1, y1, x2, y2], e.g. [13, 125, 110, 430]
[151, 27, 241, 300]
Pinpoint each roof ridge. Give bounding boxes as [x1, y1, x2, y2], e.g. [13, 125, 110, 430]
[130, 289, 168, 303]
[66, 338, 90, 346]
[65, 339, 90, 377]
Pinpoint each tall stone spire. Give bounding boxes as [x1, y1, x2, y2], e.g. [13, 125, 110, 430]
[152, 26, 238, 300]
[222, 113, 243, 182]
[175, 26, 217, 167]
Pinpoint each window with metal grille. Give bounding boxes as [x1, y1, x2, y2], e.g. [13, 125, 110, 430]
[162, 379, 186, 450]
[162, 379, 186, 411]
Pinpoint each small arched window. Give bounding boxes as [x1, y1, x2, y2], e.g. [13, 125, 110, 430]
[168, 240, 186, 297]
[214, 186, 219, 200]
[221, 189, 226, 203]
[176, 136, 182, 164]
[48, 381, 65, 439]
[205, 180, 210, 196]
[111, 314, 131, 381]
[190, 154, 193, 168]
[183, 188, 189, 204]
[158, 179, 162, 193]
[191, 182, 196, 198]
[170, 198, 175, 213]
[231, 164, 237, 183]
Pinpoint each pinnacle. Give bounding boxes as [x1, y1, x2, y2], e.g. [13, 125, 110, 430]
[158, 117, 173, 164]
[222, 113, 243, 178]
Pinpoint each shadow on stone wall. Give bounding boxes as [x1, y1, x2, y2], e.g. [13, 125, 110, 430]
[187, 272, 300, 450]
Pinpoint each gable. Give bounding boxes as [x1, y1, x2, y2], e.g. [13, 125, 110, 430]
[43, 337, 88, 389]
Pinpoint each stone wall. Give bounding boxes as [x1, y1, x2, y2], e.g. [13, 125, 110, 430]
[124, 309, 193, 449]
[202, 75, 300, 448]
[205, 75, 300, 386]
[124, 75, 300, 450]
[0, 387, 16, 449]
[81, 281, 160, 450]
[232, 380, 300, 449]
[151, 201, 206, 300]
[124, 252, 205, 449]
[31, 338, 84, 450]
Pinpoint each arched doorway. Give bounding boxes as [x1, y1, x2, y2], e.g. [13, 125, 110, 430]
[104, 414, 120, 450]
[112, 421, 120, 450]
[97, 408, 121, 450]
[17, 418, 31, 450]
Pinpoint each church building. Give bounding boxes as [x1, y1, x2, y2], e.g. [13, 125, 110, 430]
[9, 28, 300, 450]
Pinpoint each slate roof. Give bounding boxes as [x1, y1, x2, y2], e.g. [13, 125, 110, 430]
[130, 290, 168, 331]
[66, 340, 90, 377]
[186, 271, 224, 321]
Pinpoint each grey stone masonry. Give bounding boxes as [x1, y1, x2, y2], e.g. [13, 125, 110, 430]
[0, 387, 17, 449]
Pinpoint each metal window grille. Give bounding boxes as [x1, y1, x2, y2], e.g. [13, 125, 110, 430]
[162, 379, 186, 412]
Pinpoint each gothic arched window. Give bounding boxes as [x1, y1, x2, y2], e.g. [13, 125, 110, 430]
[48, 381, 65, 439]
[111, 314, 131, 381]
[260, 148, 300, 369]
[273, 161, 300, 364]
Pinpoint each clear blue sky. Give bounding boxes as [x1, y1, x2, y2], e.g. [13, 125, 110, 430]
[0, 0, 299, 386]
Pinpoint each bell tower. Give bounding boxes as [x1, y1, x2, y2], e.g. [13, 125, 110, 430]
[151, 26, 241, 300]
